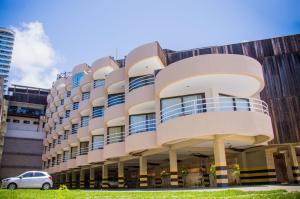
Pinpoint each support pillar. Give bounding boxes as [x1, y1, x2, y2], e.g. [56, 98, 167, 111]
[65, 172, 70, 188]
[80, 169, 85, 189]
[288, 145, 300, 183]
[71, 171, 77, 189]
[139, 156, 148, 188]
[169, 149, 178, 187]
[102, 165, 109, 188]
[213, 136, 228, 187]
[118, 162, 125, 188]
[265, 148, 277, 184]
[89, 167, 95, 189]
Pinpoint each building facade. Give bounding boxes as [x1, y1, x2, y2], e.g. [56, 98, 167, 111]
[0, 28, 15, 90]
[43, 35, 300, 189]
[0, 85, 49, 179]
[0, 79, 8, 166]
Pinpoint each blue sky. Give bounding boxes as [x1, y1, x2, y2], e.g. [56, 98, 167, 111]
[0, 0, 299, 87]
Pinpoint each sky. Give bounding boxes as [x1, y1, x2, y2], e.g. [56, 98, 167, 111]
[0, 0, 299, 88]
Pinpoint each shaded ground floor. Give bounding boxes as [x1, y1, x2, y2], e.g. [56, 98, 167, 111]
[50, 142, 300, 189]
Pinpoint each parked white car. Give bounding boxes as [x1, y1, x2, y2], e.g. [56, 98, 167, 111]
[1, 171, 53, 190]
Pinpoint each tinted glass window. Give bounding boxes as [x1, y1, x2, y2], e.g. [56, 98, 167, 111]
[22, 172, 34, 178]
[34, 172, 46, 177]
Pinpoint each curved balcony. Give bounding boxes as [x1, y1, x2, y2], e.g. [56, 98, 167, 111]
[52, 112, 59, 121]
[155, 54, 265, 99]
[60, 162, 68, 171]
[50, 103, 56, 113]
[71, 87, 81, 102]
[104, 132, 126, 160]
[50, 148, 56, 157]
[66, 77, 72, 91]
[126, 76, 155, 111]
[80, 73, 93, 92]
[76, 148, 89, 167]
[126, 41, 166, 77]
[79, 100, 91, 116]
[54, 95, 60, 106]
[90, 86, 105, 106]
[70, 110, 80, 123]
[104, 103, 125, 126]
[89, 117, 105, 134]
[58, 87, 66, 99]
[47, 95, 53, 103]
[67, 158, 76, 169]
[125, 119, 157, 154]
[157, 97, 273, 146]
[88, 141, 104, 163]
[77, 126, 89, 141]
[105, 68, 125, 91]
[63, 118, 71, 130]
[68, 133, 78, 145]
[61, 139, 69, 150]
[55, 144, 62, 153]
[58, 105, 65, 116]
[91, 56, 119, 80]
[64, 97, 72, 108]
[42, 154, 48, 161]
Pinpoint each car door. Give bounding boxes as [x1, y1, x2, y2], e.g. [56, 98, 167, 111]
[18, 172, 34, 188]
[32, 172, 46, 188]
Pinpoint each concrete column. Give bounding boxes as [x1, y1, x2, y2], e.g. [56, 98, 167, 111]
[139, 156, 148, 188]
[102, 164, 109, 188]
[89, 167, 95, 189]
[65, 172, 70, 188]
[169, 149, 178, 187]
[118, 162, 125, 188]
[71, 171, 77, 189]
[80, 169, 85, 189]
[213, 136, 228, 187]
[288, 145, 300, 183]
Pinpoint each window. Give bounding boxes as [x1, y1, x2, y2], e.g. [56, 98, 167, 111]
[219, 94, 250, 112]
[72, 72, 84, 88]
[63, 130, 69, 139]
[57, 154, 62, 165]
[58, 135, 62, 144]
[70, 147, 78, 159]
[66, 91, 71, 97]
[71, 124, 78, 134]
[94, 79, 105, 88]
[160, 94, 206, 122]
[63, 151, 69, 162]
[21, 172, 34, 178]
[33, 121, 39, 125]
[23, 120, 30, 124]
[53, 122, 57, 130]
[129, 74, 155, 91]
[92, 106, 104, 118]
[107, 126, 125, 144]
[129, 113, 156, 134]
[82, 92, 90, 101]
[81, 116, 89, 127]
[13, 119, 20, 123]
[34, 172, 46, 177]
[65, 110, 70, 118]
[60, 99, 64, 106]
[107, 93, 125, 107]
[48, 143, 52, 150]
[59, 117, 63, 124]
[52, 157, 56, 166]
[92, 135, 104, 150]
[79, 142, 89, 155]
[73, 102, 79, 110]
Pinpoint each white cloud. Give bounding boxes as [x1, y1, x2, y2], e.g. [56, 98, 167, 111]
[10, 21, 61, 88]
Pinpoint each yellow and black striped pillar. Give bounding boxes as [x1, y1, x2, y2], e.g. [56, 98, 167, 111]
[169, 150, 178, 187]
[71, 171, 77, 189]
[289, 145, 300, 183]
[139, 156, 148, 188]
[203, 173, 210, 187]
[118, 162, 125, 188]
[89, 167, 95, 189]
[79, 169, 85, 189]
[102, 164, 109, 188]
[240, 167, 277, 185]
[214, 137, 228, 187]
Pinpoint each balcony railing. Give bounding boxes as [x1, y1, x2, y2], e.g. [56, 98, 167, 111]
[107, 93, 125, 107]
[160, 97, 269, 123]
[78, 147, 89, 156]
[128, 119, 156, 135]
[128, 74, 155, 92]
[89, 141, 104, 151]
[92, 107, 104, 118]
[105, 132, 125, 144]
[93, 79, 105, 88]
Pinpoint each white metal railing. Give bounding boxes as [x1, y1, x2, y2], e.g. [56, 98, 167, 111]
[107, 93, 125, 107]
[92, 106, 104, 118]
[160, 97, 269, 123]
[77, 147, 89, 156]
[128, 119, 156, 136]
[71, 124, 78, 134]
[128, 74, 155, 92]
[89, 141, 104, 151]
[63, 153, 70, 162]
[105, 132, 125, 144]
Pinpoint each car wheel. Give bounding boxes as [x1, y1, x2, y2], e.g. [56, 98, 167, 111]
[7, 183, 17, 190]
[42, 183, 51, 190]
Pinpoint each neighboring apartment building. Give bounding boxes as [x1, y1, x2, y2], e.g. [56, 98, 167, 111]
[0, 79, 8, 165]
[0, 28, 15, 90]
[43, 34, 300, 189]
[0, 85, 49, 179]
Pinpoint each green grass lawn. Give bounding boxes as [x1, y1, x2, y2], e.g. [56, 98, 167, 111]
[0, 189, 300, 199]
